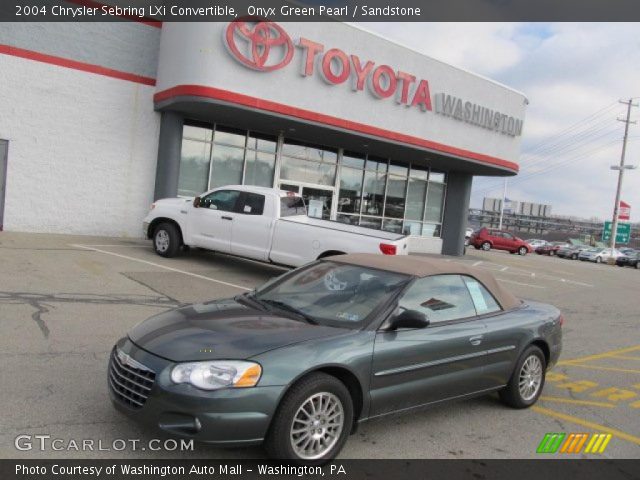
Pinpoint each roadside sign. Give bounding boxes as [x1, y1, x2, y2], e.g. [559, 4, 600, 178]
[602, 221, 631, 244]
[619, 201, 631, 221]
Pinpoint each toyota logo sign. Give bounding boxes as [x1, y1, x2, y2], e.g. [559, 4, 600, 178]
[224, 18, 294, 72]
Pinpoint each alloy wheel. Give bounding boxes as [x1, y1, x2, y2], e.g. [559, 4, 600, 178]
[290, 392, 344, 460]
[155, 230, 170, 253]
[518, 355, 543, 401]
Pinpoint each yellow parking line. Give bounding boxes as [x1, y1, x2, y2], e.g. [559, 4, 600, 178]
[540, 396, 616, 408]
[559, 345, 640, 365]
[610, 355, 640, 361]
[532, 406, 640, 446]
[561, 363, 640, 374]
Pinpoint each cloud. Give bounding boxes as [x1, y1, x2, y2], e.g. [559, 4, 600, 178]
[363, 22, 640, 221]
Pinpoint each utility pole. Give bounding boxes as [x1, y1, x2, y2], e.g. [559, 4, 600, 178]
[609, 98, 638, 250]
[498, 178, 507, 230]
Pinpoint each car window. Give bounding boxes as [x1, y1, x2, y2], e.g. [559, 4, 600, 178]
[397, 275, 477, 324]
[255, 261, 409, 328]
[280, 196, 307, 217]
[200, 190, 240, 212]
[462, 277, 501, 315]
[240, 193, 265, 215]
[502, 233, 514, 239]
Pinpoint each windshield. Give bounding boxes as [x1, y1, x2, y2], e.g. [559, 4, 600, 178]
[254, 261, 410, 328]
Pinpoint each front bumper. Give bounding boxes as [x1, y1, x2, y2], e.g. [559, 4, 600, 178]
[108, 338, 284, 446]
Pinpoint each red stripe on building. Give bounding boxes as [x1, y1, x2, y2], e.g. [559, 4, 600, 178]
[65, 0, 162, 28]
[0, 45, 156, 86]
[154, 85, 520, 173]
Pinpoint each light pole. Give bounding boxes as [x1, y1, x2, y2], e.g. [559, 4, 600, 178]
[498, 177, 507, 230]
[609, 98, 637, 251]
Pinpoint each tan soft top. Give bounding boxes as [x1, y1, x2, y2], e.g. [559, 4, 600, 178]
[329, 253, 521, 311]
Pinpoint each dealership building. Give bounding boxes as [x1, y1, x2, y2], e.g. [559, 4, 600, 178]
[0, 15, 527, 255]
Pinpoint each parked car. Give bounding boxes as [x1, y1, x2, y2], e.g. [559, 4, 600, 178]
[526, 239, 547, 249]
[557, 245, 589, 260]
[469, 228, 532, 255]
[578, 247, 622, 263]
[108, 254, 563, 463]
[143, 186, 409, 267]
[616, 250, 640, 268]
[535, 241, 569, 256]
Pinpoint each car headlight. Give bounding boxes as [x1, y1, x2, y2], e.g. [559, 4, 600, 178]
[170, 361, 262, 390]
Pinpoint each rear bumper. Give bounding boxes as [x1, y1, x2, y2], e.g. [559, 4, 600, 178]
[109, 338, 284, 446]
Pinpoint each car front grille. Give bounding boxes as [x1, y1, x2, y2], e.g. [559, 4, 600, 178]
[108, 348, 155, 409]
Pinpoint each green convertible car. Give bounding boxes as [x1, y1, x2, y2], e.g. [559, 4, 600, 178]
[109, 254, 562, 463]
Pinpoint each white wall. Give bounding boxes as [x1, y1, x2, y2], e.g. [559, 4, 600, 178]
[0, 54, 160, 237]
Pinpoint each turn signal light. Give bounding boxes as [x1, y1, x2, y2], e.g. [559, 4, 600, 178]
[150, 202, 156, 210]
[558, 314, 564, 327]
[379, 243, 397, 255]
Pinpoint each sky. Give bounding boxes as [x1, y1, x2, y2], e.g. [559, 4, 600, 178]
[360, 23, 640, 221]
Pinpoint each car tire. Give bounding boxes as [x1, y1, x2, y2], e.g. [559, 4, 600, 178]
[549, 250, 555, 256]
[264, 372, 353, 465]
[153, 222, 181, 258]
[499, 345, 546, 409]
[518, 246, 528, 256]
[595, 257, 602, 264]
[481, 242, 491, 251]
[572, 254, 578, 260]
[635, 262, 639, 269]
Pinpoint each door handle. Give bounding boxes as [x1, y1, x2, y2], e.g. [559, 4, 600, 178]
[469, 335, 483, 346]
[221, 216, 233, 221]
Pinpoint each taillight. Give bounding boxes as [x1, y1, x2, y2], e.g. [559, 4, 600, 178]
[558, 314, 564, 327]
[150, 202, 156, 210]
[379, 243, 397, 255]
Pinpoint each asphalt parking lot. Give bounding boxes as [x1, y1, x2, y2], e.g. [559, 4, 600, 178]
[1, 232, 638, 459]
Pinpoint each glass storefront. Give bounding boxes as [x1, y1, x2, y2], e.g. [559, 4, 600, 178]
[177, 121, 446, 237]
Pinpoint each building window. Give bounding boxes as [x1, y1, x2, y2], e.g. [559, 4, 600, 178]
[338, 152, 365, 215]
[425, 180, 445, 223]
[177, 122, 277, 196]
[177, 120, 447, 239]
[177, 124, 213, 197]
[280, 139, 337, 186]
[384, 161, 408, 219]
[244, 132, 277, 187]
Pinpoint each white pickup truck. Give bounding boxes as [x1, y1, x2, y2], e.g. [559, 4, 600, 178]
[143, 185, 409, 267]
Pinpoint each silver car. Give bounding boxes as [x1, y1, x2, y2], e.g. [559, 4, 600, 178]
[578, 247, 622, 263]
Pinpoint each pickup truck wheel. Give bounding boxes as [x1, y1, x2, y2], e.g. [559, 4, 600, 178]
[499, 345, 546, 409]
[518, 246, 528, 256]
[153, 223, 181, 258]
[264, 373, 353, 465]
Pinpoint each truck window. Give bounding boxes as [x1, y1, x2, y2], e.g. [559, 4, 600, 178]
[200, 190, 240, 212]
[280, 196, 307, 217]
[240, 193, 265, 215]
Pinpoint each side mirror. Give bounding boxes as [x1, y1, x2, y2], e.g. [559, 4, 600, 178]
[389, 309, 429, 330]
[193, 197, 201, 208]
